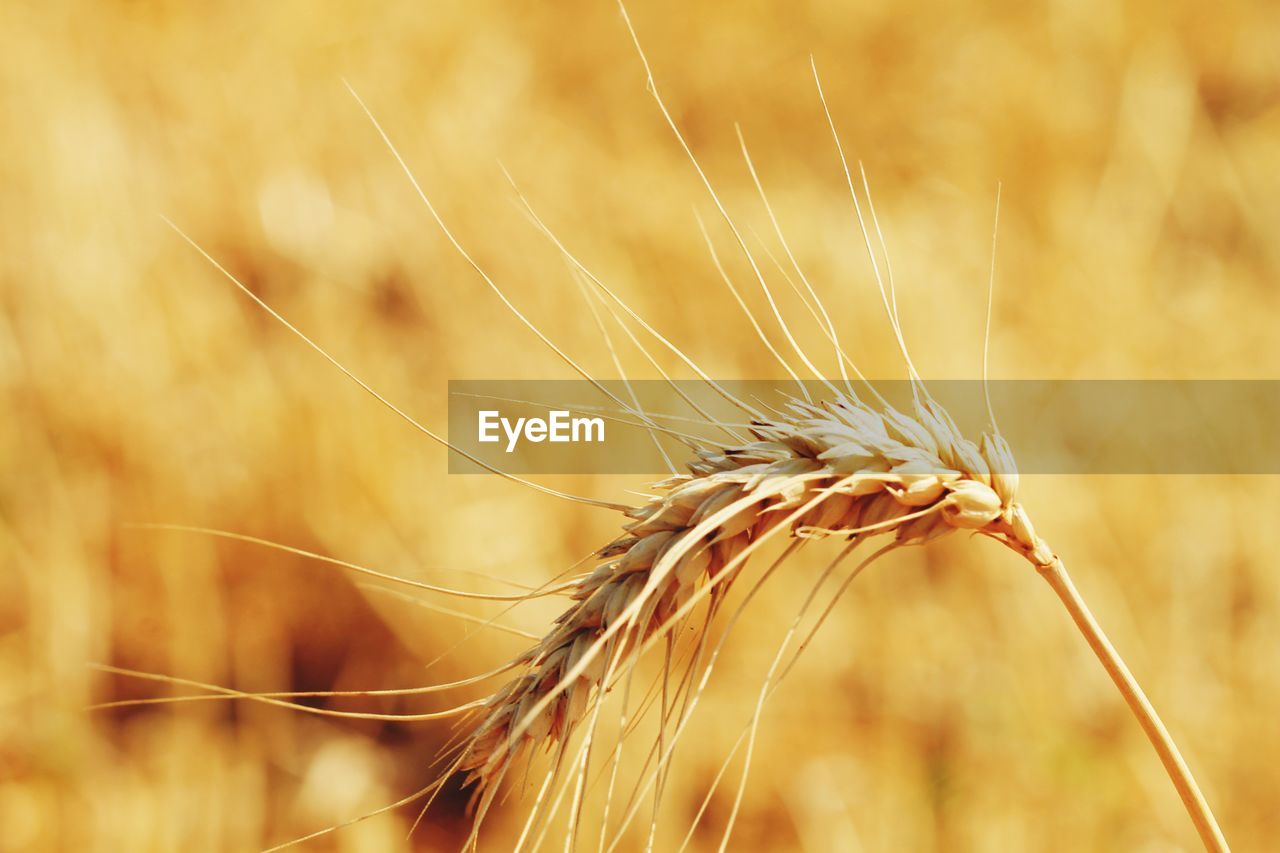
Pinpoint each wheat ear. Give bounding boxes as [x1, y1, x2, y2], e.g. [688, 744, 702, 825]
[449, 387, 1228, 850]
[152, 29, 1228, 846]
[454, 394, 1002, 836]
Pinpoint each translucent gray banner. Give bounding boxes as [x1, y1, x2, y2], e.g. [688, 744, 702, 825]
[447, 380, 1280, 475]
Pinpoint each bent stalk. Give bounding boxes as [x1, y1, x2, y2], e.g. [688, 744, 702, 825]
[1033, 555, 1229, 852]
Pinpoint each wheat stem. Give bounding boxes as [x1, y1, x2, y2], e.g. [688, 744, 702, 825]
[1035, 556, 1229, 853]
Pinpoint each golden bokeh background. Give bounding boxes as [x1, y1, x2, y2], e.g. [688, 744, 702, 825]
[4, 1, 1279, 850]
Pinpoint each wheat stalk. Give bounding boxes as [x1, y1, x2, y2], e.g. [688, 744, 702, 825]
[131, 9, 1231, 846]
[446, 387, 1227, 852]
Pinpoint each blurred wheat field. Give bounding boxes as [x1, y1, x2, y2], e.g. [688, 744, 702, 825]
[4, 1, 1280, 850]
